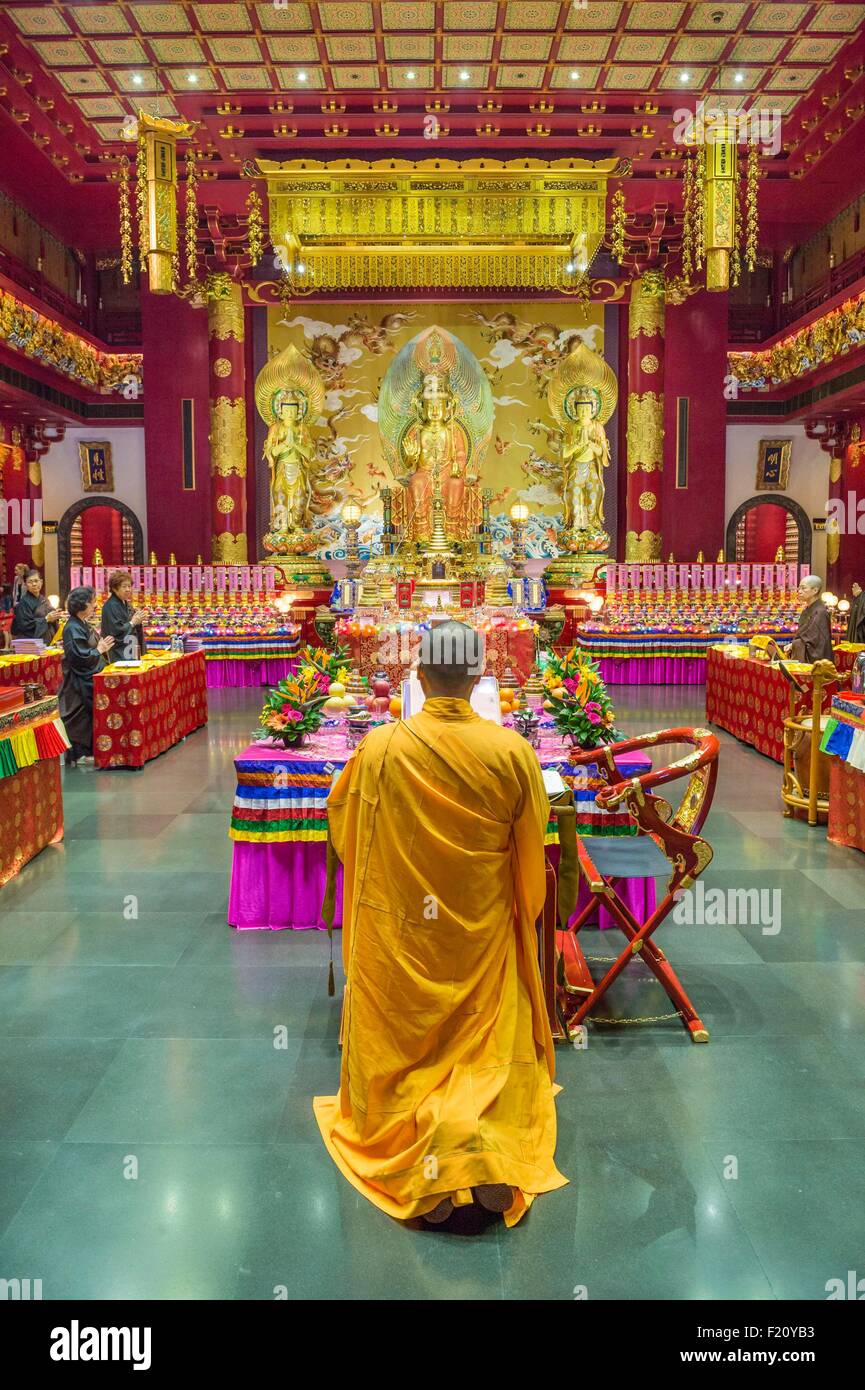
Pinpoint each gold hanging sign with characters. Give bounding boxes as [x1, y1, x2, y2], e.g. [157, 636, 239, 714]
[122, 112, 194, 295]
[256, 157, 627, 290]
[703, 140, 737, 293]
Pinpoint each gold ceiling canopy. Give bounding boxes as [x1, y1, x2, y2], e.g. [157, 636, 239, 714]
[256, 157, 628, 290]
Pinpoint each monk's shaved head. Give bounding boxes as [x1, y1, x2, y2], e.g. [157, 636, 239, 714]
[418, 620, 485, 697]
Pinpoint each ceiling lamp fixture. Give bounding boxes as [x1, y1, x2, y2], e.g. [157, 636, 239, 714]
[187, 73, 199, 84]
[459, 70, 470, 81]
[570, 70, 580, 81]
[406, 70, 417, 80]
[132, 73, 143, 86]
[297, 70, 308, 83]
[680, 71, 690, 83]
[734, 71, 745, 83]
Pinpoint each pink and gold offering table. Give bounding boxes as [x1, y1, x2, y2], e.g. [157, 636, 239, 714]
[581, 570, 804, 685]
[227, 724, 653, 932]
[145, 628, 301, 688]
[0, 649, 63, 696]
[706, 645, 854, 763]
[335, 611, 536, 687]
[93, 650, 208, 770]
[0, 696, 69, 886]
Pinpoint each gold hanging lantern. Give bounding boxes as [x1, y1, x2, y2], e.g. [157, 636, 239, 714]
[681, 125, 760, 294]
[704, 139, 737, 292]
[123, 111, 194, 295]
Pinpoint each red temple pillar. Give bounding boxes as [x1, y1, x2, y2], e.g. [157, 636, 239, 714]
[807, 416, 851, 593]
[625, 272, 665, 560]
[205, 274, 248, 564]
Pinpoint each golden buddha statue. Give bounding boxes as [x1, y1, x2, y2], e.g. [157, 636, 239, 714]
[547, 341, 617, 555]
[255, 344, 326, 552]
[378, 327, 493, 561]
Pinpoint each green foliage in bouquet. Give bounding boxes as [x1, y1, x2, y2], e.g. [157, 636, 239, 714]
[296, 644, 351, 686]
[540, 646, 622, 749]
[257, 667, 331, 748]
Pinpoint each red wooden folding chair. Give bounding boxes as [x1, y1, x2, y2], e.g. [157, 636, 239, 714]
[556, 727, 720, 1044]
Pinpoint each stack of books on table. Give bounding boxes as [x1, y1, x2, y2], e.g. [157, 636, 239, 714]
[10, 639, 45, 656]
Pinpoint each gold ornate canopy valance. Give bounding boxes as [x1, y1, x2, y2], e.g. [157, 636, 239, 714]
[255, 157, 626, 290]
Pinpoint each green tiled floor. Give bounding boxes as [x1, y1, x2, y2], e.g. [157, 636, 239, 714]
[1, 685, 864, 1300]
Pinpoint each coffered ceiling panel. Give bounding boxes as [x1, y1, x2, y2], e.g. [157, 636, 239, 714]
[0, 0, 862, 205]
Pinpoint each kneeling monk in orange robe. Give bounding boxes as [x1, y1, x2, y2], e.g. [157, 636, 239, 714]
[314, 621, 568, 1226]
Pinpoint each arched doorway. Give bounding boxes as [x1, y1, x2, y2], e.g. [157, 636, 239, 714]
[57, 497, 144, 597]
[726, 494, 812, 567]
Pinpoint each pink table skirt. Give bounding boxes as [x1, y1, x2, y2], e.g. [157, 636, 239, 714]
[597, 656, 706, 686]
[207, 657, 298, 689]
[229, 839, 656, 932]
[229, 839, 344, 930]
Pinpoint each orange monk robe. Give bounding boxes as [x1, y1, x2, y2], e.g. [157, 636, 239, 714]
[314, 695, 568, 1227]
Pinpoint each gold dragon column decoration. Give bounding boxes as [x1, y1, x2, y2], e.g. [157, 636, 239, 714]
[544, 341, 618, 588]
[205, 273, 248, 564]
[625, 272, 665, 561]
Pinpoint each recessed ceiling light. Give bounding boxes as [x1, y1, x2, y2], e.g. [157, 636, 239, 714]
[406, 70, 416, 80]
[680, 71, 690, 83]
[132, 73, 143, 86]
[187, 72, 198, 84]
[459, 70, 470, 81]
[734, 71, 745, 83]
[298, 70, 308, 82]
[570, 70, 580, 81]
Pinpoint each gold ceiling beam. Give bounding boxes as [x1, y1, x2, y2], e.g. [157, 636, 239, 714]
[255, 157, 628, 291]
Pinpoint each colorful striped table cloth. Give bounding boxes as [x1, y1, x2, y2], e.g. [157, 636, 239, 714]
[227, 725, 653, 931]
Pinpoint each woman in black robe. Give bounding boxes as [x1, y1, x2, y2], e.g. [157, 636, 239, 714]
[847, 582, 865, 645]
[59, 587, 115, 766]
[100, 570, 148, 663]
[11, 569, 63, 642]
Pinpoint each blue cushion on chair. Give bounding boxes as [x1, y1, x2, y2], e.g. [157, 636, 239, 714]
[580, 834, 671, 879]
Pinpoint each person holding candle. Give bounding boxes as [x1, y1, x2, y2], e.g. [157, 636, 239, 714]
[11, 569, 63, 643]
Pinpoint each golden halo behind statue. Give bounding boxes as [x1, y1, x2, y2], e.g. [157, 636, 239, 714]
[255, 343, 326, 426]
[547, 340, 617, 429]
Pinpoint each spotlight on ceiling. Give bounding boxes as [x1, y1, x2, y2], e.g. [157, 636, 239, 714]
[406, 70, 417, 80]
[298, 70, 308, 82]
[459, 70, 470, 81]
[680, 71, 690, 83]
[570, 70, 580, 81]
[132, 73, 143, 86]
[734, 71, 745, 83]
[187, 72, 199, 84]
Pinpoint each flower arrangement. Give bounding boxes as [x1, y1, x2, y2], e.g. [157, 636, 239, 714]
[257, 667, 332, 748]
[296, 643, 350, 686]
[540, 646, 621, 749]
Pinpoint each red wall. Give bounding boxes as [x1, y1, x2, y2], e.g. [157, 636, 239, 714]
[0, 418, 31, 583]
[141, 289, 211, 563]
[662, 291, 728, 561]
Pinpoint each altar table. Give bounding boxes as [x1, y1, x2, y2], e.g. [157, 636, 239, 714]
[0, 696, 68, 886]
[706, 644, 854, 763]
[575, 631, 793, 686]
[0, 649, 63, 696]
[146, 633, 300, 688]
[93, 650, 208, 769]
[227, 726, 655, 931]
